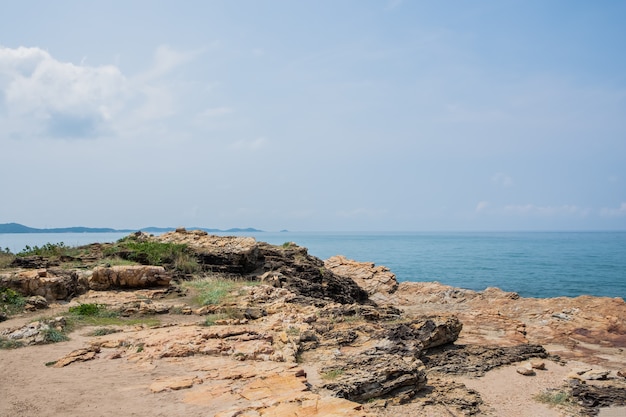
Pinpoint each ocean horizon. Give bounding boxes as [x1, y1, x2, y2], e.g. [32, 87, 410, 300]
[1, 230, 624, 300]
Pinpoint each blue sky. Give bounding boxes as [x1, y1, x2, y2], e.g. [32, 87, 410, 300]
[0, 1, 625, 231]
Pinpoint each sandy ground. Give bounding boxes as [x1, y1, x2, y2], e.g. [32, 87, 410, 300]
[1, 324, 621, 417]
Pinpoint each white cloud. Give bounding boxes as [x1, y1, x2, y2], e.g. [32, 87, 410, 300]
[491, 172, 513, 187]
[600, 203, 626, 217]
[503, 204, 590, 217]
[0, 45, 128, 138]
[0, 44, 205, 140]
[230, 137, 268, 151]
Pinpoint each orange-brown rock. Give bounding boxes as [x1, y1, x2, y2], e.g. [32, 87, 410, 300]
[325, 255, 399, 304]
[150, 375, 203, 393]
[0, 268, 88, 301]
[394, 281, 626, 367]
[89, 265, 171, 290]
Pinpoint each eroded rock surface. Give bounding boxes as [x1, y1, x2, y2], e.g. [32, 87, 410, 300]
[3, 231, 626, 417]
[89, 265, 171, 290]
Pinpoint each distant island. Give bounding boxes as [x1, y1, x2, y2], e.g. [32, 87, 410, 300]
[0, 223, 264, 234]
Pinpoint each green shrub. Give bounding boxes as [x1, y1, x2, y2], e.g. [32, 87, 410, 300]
[69, 303, 107, 316]
[0, 337, 24, 349]
[17, 242, 77, 258]
[41, 328, 69, 343]
[88, 327, 121, 336]
[0, 288, 26, 315]
[534, 390, 572, 407]
[104, 240, 199, 272]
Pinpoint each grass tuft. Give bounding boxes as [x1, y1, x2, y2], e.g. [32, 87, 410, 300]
[534, 390, 572, 407]
[185, 277, 259, 306]
[321, 369, 345, 380]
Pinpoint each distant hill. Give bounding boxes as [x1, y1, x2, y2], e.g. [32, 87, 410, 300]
[0, 223, 263, 234]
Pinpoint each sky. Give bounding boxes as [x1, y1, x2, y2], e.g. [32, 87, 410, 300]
[0, 1, 625, 232]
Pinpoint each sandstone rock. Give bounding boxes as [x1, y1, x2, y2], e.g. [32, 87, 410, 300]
[256, 242, 369, 305]
[0, 269, 89, 301]
[617, 369, 626, 379]
[322, 354, 427, 402]
[89, 265, 171, 290]
[324, 255, 399, 301]
[155, 230, 260, 274]
[53, 347, 100, 367]
[582, 369, 610, 380]
[24, 295, 48, 310]
[423, 344, 548, 376]
[531, 360, 546, 370]
[150, 376, 203, 393]
[516, 365, 535, 376]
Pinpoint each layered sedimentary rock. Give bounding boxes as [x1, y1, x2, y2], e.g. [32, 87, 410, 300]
[0, 268, 88, 301]
[89, 265, 171, 290]
[325, 255, 399, 303]
[155, 229, 260, 274]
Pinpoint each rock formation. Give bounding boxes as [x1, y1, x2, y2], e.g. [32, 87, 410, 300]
[1, 229, 625, 417]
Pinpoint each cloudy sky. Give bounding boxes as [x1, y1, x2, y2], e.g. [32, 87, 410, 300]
[1, 1, 625, 231]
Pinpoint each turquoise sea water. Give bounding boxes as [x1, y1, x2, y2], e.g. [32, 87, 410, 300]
[1, 231, 624, 299]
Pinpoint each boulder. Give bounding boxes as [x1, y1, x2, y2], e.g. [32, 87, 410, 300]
[324, 255, 399, 302]
[322, 354, 427, 403]
[89, 266, 171, 290]
[0, 269, 89, 301]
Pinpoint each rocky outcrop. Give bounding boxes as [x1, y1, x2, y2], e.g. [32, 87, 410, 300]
[151, 230, 370, 305]
[0, 317, 67, 346]
[0, 268, 89, 301]
[155, 229, 260, 274]
[89, 265, 171, 290]
[322, 354, 427, 403]
[257, 243, 369, 305]
[394, 281, 626, 368]
[569, 379, 626, 414]
[325, 255, 399, 303]
[422, 343, 549, 376]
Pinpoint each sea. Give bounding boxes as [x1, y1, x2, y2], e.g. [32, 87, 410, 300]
[1, 231, 624, 300]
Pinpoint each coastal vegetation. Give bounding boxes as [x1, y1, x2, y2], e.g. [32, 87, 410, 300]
[104, 237, 200, 274]
[184, 276, 259, 306]
[65, 303, 159, 329]
[0, 247, 13, 268]
[18, 242, 78, 258]
[0, 287, 25, 316]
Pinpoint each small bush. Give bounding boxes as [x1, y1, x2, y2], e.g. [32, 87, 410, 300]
[69, 303, 107, 316]
[0, 337, 24, 349]
[18, 242, 77, 258]
[42, 328, 69, 343]
[89, 327, 121, 336]
[534, 390, 572, 407]
[0, 288, 26, 315]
